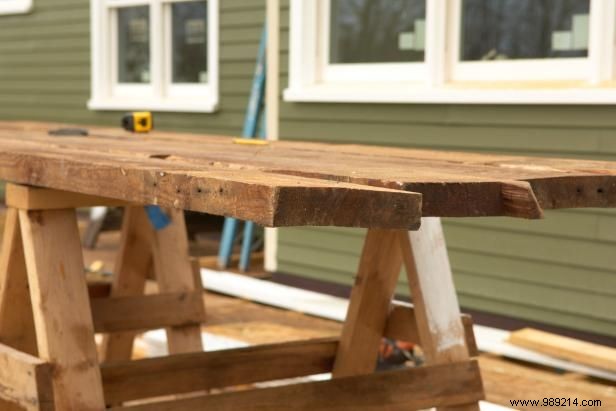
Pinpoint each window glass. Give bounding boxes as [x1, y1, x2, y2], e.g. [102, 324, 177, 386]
[461, 0, 590, 61]
[329, 0, 426, 64]
[172, 1, 208, 83]
[118, 6, 150, 83]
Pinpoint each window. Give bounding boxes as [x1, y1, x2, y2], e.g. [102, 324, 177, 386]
[89, 0, 219, 113]
[286, 0, 616, 104]
[0, 0, 32, 15]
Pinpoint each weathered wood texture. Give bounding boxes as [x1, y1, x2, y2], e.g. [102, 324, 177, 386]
[0, 123, 421, 229]
[0, 343, 54, 411]
[102, 337, 338, 404]
[111, 360, 483, 411]
[4, 121, 616, 224]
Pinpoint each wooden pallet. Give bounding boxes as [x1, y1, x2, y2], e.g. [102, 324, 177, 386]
[0, 184, 483, 410]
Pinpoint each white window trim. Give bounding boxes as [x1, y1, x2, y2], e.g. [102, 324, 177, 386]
[285, 0, 616, 104]
[0, 0, 32, 15]
[89, 0, 219, 113]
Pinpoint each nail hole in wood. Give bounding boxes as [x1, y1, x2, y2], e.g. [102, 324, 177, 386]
[149, 154, 171, 160]
[576, 188, 583, 194]
[197, 188, 202, 193]
[219, 188, 224, 194]
[598, 188, 604, 194]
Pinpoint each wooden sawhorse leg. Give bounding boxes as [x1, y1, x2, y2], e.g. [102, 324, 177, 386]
[102, 206, 204, 362]
[334, 221, 483, 411]
[0, 202, 105, 411]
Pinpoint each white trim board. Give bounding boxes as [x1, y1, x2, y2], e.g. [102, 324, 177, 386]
[201, 268, 616, 382]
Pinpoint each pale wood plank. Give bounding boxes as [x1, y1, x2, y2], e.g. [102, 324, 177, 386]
[0, 208, 37, 354]
[101, 206, 153, 363]
[0, 343, 54, 411]
[111, 360, 484, 411]
[91, 291, 204, 333]
[508, 328, 616, 372]
[0, 208, 39, 411]
[6, 183, 128, 210]
[332, 229, 405, 377]
[102, 337, 337, 404]
[151, 209, 204, 354]
[401, 217, 483, 411]
[19, 209, 105, 410]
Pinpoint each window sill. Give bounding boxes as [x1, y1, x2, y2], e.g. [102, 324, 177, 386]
[88, 97, 219, 113]
[283, 83, 616, 105]
[0, 0, 32, 15]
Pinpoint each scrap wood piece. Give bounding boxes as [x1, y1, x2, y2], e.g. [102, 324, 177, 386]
[508, 328, 616, 373]
[0, 147, 422, 229]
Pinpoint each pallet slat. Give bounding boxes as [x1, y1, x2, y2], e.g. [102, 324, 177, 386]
[111, 360, 483, 411]
[0, 343, 54, 411]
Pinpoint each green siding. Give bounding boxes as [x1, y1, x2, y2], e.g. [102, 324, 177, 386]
[277, 2, 616, 337]
[0, 0, 265, 134]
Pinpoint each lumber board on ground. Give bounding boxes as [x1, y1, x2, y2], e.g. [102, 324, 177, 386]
[508, 328, 616, 372]
[2, 122, 616, 221]
[110, 360, 483, 411]
[0, 343, 54, 411]
[101, 337, 338, 403]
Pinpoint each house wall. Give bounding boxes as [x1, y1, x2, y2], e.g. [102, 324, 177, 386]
[276, 2, 616, 337]
[0, 0, 264, 134]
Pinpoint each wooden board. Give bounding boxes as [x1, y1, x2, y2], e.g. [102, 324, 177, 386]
[2, 121, 616, 221]
[508, 328, 616, 372]
[0, 343, 54, 411]
[102, 337, 337, 404]
[0, 126, 421, 229]
[19, 209, 106, 410]
[111, 360, 484, 411]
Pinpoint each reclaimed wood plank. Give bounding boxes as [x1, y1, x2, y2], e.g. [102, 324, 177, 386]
[0, 343, 54, 411]
[110, 360, 484, 411]
[101, 337, 337, 404]
[6, 183, 129, 210]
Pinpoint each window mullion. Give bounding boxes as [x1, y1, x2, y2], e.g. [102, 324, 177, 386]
[150, 0, 164, 99]
[425, 0, 448, 87]
[588, 0, 616, 84]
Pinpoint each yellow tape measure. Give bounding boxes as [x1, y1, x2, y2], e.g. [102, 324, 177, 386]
[122, 112, 153, 133]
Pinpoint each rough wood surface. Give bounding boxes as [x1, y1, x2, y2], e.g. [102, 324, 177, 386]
[333, 229, 405, 378]
[6, 183, 129, 210]
[508, 328, 616, 372]
[101, 206, 153, 363]
[102, 337, 337, 404]
[111, 360, 483, 411]
[19, 209, 106, 410]
[91, 291, 204, 333]
[3, 121, 616, 221]
[0, 124, 421, 229]
[0, 343, 54, 411]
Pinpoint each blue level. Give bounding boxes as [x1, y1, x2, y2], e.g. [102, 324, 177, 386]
[218, 27, 267, 271]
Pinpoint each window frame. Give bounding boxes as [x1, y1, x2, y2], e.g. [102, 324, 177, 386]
[0, 0, 32, 15]
[89, 0, 219, 113]
[285, 0, 616, 104]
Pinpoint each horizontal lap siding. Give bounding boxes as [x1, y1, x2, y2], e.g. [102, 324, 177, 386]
[0, 0, 264, 135]
[277, 1, 616, 337]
